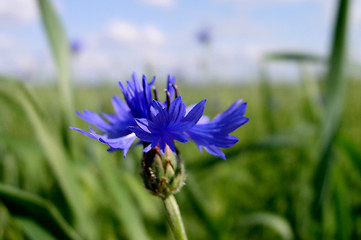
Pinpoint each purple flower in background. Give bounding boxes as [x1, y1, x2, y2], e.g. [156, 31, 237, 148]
[70, 40, 82, 54]
[71, 73, 248, 159]
[196, 27, 212, 45]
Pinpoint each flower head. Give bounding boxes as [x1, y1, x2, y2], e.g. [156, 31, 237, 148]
[196, 27, 212, 45]
[71, 73, 248, 160]
[70, 40, 82, 54]
[129, 96, 207, 154]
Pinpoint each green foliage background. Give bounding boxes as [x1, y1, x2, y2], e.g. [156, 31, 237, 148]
[0, 0, 360, 239]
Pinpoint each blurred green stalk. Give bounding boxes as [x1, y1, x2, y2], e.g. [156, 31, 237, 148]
[312, 0, 350, 219]
[37, 0, 76, 158]
[163, 195, 188, 240]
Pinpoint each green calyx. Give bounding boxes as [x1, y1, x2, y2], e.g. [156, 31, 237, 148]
[142, 146, 186, 199]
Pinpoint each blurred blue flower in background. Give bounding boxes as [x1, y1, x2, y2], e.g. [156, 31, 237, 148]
[70, 40, 83, 54]
[71, 73, 248, 159]
[196, 27, 212, 45]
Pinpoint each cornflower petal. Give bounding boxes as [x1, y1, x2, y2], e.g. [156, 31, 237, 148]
[168, 131, 188, 143]
[134, 118, 151, 132]
[150, 100, 168, 124]
[185, 99, 249, 159]
[76, 110, 111, 132]
[70, 126, 137, 157]
[118, 72, 154, 119]
[166, 75, 176, 103]
[143, 144, 153, 152]
[204, 145, 226, 160]
[177, 99, 207, 129]
[143, 75, 155, 116]
[165, 135, 177, 153]
[168, 97, 186, 125]
[70, 126, 100, 140]
[112, 96, 130, 118]
[99, 133, 137, 157]
[128, 126, 154, 143]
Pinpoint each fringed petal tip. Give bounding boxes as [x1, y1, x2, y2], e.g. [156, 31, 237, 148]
[70, 125, 136, 158]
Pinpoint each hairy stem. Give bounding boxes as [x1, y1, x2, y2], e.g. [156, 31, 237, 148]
[163, 195, 188, 240]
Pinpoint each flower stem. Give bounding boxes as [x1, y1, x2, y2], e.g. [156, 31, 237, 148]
[163, 195, 188, 240]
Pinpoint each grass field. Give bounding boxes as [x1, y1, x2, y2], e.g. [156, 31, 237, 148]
[1, 79, 361, 239]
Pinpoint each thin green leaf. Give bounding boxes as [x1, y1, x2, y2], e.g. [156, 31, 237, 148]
[98, 156, 150, 240]
[337, 135, 361, 178]
[258, 64, 276, 133]
[0, 84, 90, 238]
[312, 0, 350, 220]
[332, 170, 352, 240]
[189, 133, 305, 171]
[239, 212, 294, 240]
[264, 52, 325, 63]
[16, 218, 57, 240]
[183, 175, 220, 239]
[121, 172, 162, 221]
[299, 66, 323, 122]
[37, 0, 72, 117]
[36, 0, 75, 155]
[0, 184, 81, 240]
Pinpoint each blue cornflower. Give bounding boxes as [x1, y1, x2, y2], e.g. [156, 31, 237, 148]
[129, 96, 207, 155]
[70, 40, 82, 54]
[71, 73, 248, 159]
[196, 27, 212, 45]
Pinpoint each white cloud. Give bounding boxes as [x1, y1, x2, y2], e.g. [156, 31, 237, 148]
[106, 20, 140, 44]
[70, 20, 170, 81]
[212, 0, 310, 6]
[0, 34, 14, 49]
[351, 0, 361, 26]
[0, 31, 56, 81]
[104, 20, 166, 47]
[0, 49, 54, 81]
[144, 25, 166, 45]
[140, 0, 175, 8]
[73, 50, 115, 80]
[0, 0, 38, 25]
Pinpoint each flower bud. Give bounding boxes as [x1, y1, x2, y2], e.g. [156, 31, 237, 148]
[142, 145, 186, 198]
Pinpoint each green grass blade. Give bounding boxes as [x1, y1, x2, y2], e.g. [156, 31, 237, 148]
[299, 66, 323, 122]
[0, 184, 81, 240]
[258, 64, 276, 133]
[16, 218, 57, 240]
[121, 172, 161, 221]
[332, 171, 352, 240]
[312, 0, 350, 219]
[264, 52, 325, 63]
[37, 0, 72, 115]
[239, 213, 294, 240]
[36, 0, 75, 154]
[189, 133, 305, 171]
[183, 175, 220, 239]
[324, 0, 349, 102]
[337, 135, 361, 178]
[99, 156, 150, 240]
[0, 84, 89, 238]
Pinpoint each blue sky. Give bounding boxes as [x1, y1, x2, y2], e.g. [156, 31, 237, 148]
[0, 0, 360, 84]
